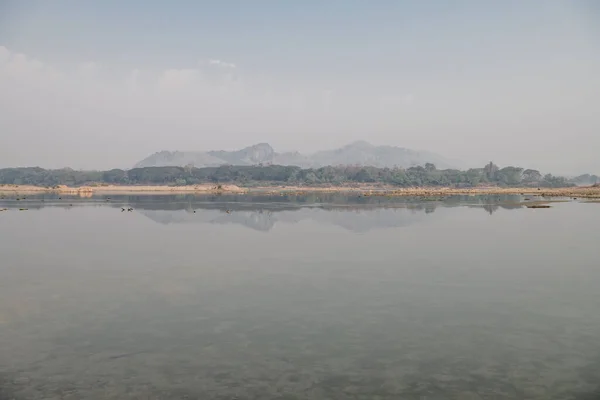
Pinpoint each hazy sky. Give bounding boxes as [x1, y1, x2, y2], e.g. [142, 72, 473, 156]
[1, 0, 599, 173]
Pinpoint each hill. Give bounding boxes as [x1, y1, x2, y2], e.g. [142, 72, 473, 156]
[134, 141, 456, 169]
[569, 174, 600, 186]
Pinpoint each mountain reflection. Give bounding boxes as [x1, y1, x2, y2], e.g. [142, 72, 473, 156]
[139, 208, 429, 233]
[0, 193, 533, 232]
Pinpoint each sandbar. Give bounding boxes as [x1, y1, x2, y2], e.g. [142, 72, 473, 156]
[1, 184, 600, 198]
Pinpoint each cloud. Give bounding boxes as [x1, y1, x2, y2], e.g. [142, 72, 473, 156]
[0, 48, 45, 79]
[77, 61, 100, 78]
[125, 68, 140, 91]
[0, 46, 9, 64]
[157, 68, 201, 90]
[0, 46, 416, 133]
[2, 43, 595, 173]
[0, 45, 345, 169]
[207, 59, 236, 68]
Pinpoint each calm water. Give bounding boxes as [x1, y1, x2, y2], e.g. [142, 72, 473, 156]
[1, 194, 599, 399]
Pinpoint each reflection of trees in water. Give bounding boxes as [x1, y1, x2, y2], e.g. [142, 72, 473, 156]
[465, 195, 525, 215]
[138, 207, 427, 233]
[483, 204, 499, 215]
[122, 193, 530, 213]
[0, 193, 532, 231]
[135, 194, 530, 232]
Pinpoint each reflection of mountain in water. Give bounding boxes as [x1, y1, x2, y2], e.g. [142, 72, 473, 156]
[132, 193, 532, 232]
[141, 208, 278, 232]
[0, 193, 536, 232]
[139, 207, 428, 233]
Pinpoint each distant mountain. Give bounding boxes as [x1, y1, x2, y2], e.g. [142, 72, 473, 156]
[568, 174, 599, 186]
[134, 150, 225, 168]
[307, 140, 454, 169]
[207, 143, 275, 165]
[134, 141, 455, 169]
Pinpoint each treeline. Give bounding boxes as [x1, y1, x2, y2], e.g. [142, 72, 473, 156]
[0, 162, 580, 188]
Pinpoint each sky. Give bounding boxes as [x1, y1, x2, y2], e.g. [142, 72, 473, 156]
[0, 0, 599, 174]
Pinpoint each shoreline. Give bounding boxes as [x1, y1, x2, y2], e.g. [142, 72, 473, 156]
[1, 184, 600, 198]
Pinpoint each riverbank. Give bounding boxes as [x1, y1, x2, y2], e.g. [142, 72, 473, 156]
[254, 185, 600, 198]
[0, 184, 246, 195]
[1, 184, 600, 198]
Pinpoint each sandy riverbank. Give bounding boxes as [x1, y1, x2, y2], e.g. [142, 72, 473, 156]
[1, 184, 599, 198]
[0, 184, 246, 195]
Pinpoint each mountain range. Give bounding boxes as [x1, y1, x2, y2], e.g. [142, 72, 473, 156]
[134, 141, 456, 169]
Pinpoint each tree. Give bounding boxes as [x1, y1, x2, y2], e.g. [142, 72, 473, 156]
[497, 167, 523, 186]
[522, 169, 542, 184]
[484, 162, 499, 180]
[102, 169, 128, 184]
[542, 174, 573, 188]
[0, 164, 577, 188]
[424, 163, 436, 172]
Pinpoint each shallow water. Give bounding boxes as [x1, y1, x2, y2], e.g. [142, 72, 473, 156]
[0, 194, 599, 399]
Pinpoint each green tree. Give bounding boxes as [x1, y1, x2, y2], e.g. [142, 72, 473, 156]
[497, 167, 523, 186]
[522, 169, 542, 184]
[484, 162, 499, 180]
[424, 163, 436, 172]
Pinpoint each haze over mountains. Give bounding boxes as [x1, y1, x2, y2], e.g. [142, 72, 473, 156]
[135, 141, 457, 170]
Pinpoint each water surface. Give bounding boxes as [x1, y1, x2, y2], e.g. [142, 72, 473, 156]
[1, 195, 599, 399]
